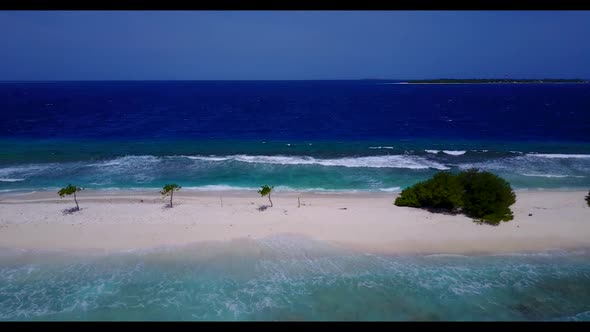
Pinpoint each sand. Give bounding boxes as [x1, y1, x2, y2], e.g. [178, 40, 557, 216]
[0, 190, 588, 255]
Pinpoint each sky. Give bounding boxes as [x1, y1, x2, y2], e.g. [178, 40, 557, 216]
[1, 11, 589, 80]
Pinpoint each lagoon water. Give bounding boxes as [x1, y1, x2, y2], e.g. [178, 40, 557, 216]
[1, 81, 590, 321]
[1, 236, 590, 321]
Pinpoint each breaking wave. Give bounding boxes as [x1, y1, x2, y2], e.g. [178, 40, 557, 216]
[425, 150, 467, 156]
[182, 154, 450, 170]
[0, 178, 24, 182]
[526, 153, 590, 159]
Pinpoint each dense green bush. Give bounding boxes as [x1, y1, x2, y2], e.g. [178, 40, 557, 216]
[458, 169, 516, 225]
[394, 169, 516, 225]
[394, 172, 463, 210]
[393, 183, 421, 207]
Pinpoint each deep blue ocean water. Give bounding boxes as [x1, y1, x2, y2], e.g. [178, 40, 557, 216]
[1, 80, 589, 141]
[1, 81, 590, 321]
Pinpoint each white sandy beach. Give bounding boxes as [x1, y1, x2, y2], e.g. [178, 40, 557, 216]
[0, 190, 588, 255]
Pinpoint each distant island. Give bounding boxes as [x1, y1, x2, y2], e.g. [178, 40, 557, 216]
[403, 78, 588, 84]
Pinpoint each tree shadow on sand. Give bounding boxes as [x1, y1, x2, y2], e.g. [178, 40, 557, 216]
[422, 207, 500, 226]
[161, 203, 174, 210]
[423, 207, 462, 216]
[62, 207, 81, 215]
[257, 205, 270, 212]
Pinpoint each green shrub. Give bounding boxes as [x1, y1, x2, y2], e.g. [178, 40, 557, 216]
[458, 169, 516, 225]
[395, 172, 463, 210]
[422, 172, 464, 210]
[586, 191, 590, 207]
[394, 169, 516, 225]
[394, 184, 422, 207]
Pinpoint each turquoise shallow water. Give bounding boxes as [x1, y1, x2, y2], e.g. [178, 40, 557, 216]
[1, 139, 590, 194]
[1, 236, 590, 321]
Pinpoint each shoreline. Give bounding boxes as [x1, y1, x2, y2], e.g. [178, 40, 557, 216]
[0, 186, 586, 198]
[1, 189, 589, 255]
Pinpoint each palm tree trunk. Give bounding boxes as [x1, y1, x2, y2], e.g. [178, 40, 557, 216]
[74, 192, 79, 210]
[170, 190, 174, 208]
[268, 193, 273, 207]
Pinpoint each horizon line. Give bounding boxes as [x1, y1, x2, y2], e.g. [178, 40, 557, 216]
[1, 78, 589, 82]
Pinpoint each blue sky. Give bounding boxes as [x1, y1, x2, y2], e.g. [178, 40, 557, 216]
[1, 11, 589, 80]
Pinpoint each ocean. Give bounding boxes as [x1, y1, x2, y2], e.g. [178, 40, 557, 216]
[0, 81, 589, 193]
[1, 81, 590, 321]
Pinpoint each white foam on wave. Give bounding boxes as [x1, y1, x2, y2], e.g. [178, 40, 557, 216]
[425, 150, 466, 156]
[0, 189, 24, 193]
[86, 155, 161, 167]
[278, 187, 367, 193]
[0, 165, 51, 177]
[183, 156, 231, 162]
[562, 311, 590, 321]
[83, 156, 161, 184]
[424, 254, 472, 258]
[460, 152, 590, 175]
[0, 178, 25, 182]
[442, 150, 466, 156]
[181, 154, 450, 170]
[203, 185, 369, 193]
[520, 173, 586, 178]
[182, 185, 402, 194]
[86, 161, 123, 167]
[379, 187, 401, 192]
[182, 185, 259, 191]
[368, 146, 394, 149]
[131, 185, 367, 193]
[488, 249, 588, 257]
[182, 185, 352, 193]
[526, 153, 590, 159]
